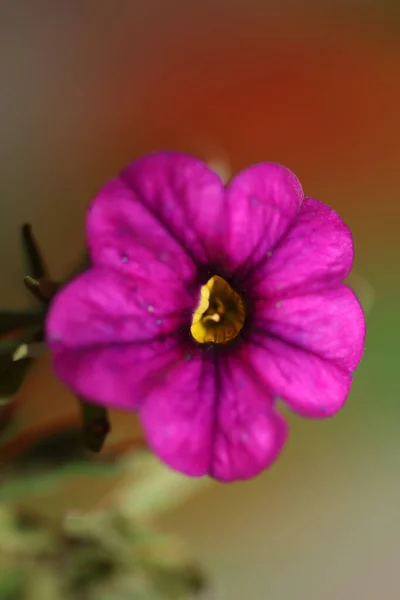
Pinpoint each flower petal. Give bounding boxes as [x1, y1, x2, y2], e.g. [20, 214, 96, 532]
[223, 163, 303, 274]
[51, 341, 186, 411]
[46, 268, 195, 409]
[47, 268, 195, 346]
[212, 355, 288, 482]
[88, 155, 303, 281]
[140, 349, 287, 482]
[139, 349, 214, 477]
[248, 197, 354, 296]
[253, 286, 365, 372]
[117, 151, 225, 271]
[248, 333, 354, 418]
[87, 178, 196, 285]
[243, 199, 363, 419]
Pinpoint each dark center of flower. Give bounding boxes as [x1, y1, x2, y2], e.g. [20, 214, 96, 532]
[191, 275, 245, 344]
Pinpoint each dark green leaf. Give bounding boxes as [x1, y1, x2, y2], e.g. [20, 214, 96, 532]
[78, 398, 110, 453]
[0, 311, 44, 336]
[0, 568, 26, 600]
[21, 224, 47, 279]
[0, 357, 33, 398]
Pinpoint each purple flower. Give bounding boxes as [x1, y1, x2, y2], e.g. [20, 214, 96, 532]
[46, 152, 365, 482]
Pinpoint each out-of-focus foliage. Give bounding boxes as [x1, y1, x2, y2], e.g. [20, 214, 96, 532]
[0, 424, 123, 503]
[116, 452, 209, 521]
[0, 424, 209, 600]
[0, 503, 207, 600]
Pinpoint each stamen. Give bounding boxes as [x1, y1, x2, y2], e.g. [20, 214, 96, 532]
[206, 313, 221, 323]
[190, 276, 245, 344]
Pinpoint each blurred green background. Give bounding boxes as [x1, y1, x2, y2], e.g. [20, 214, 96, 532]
[1, 1, 399, 599]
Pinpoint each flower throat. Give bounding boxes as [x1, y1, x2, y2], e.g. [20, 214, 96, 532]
[190, 275, 245, 344]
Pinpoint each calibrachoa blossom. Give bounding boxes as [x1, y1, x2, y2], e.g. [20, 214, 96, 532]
[46, 152, 365, 482]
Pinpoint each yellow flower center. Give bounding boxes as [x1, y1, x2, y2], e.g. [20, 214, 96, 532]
[190, 275, 245, 344]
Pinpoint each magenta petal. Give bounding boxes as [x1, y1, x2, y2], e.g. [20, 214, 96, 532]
[139, 350, 214, 477]
[254, 286, 365, 372]
[87, 178, 196, 284]
[87, 155, 303, 280]
[46, 268, 195, 409]
[118, 151, 225, 268]
[211, 355, 288, 482]
[248, 335, 353, 418]
[251, 197, 354, 296]
[51, 341, 184, 411]
[47, 268, 195, 347]
[139, 350, 287, 481]
[223, 163, 303, 273]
